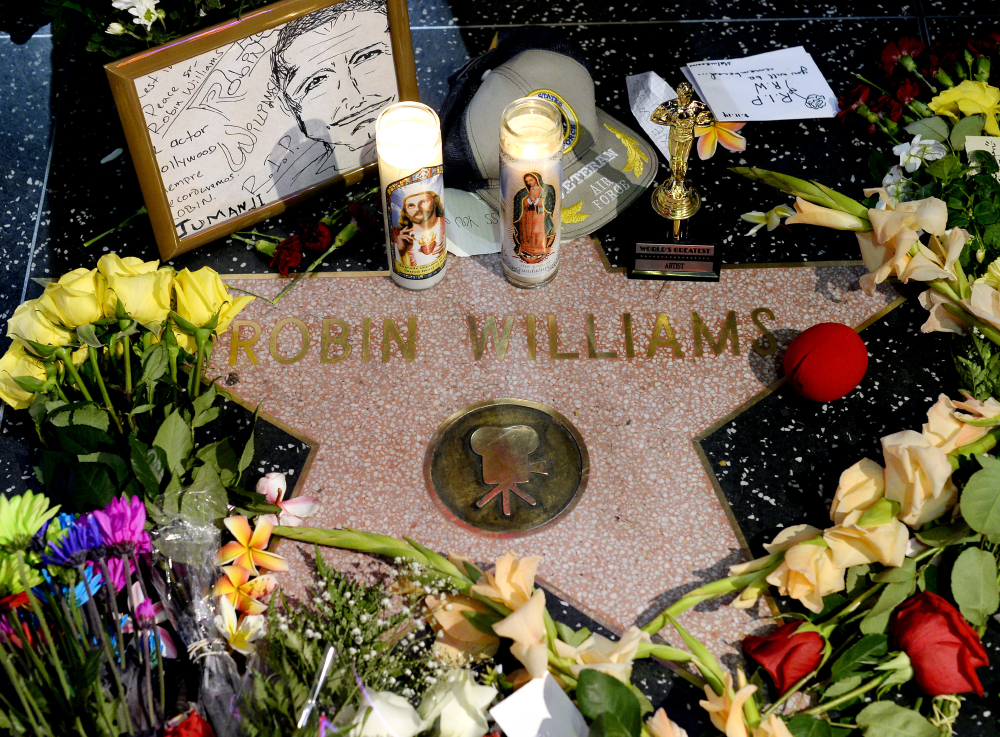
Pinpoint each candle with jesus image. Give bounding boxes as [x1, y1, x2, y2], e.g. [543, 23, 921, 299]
[499, 97, 564, 288]
[375, 102, 448, 290]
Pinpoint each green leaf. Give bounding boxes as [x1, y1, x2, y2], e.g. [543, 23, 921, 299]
[830, 634, 888, 679]
[951, 114, 985, 150]
[872, 567, 917, 584]
[140, 341, 169, 387]
[75, 324, 103, 348]
[196, 440, 240, 486]
[861, 570, 917, 635]
[181, 463, 229, 522]
[823, 674, 863, 698]
[129, 435, 161, 497]
[961, 455, 1000, 536]
[951, 547, 1000, 627]
[461, 609, 504, 636]
[845, 565, 871, 597]
[71, 461, 119, 509]
[577, 670, 642, 737]
[786, 714, 833, 737]
[973, 200, 1000, 226]
[71, 404, 111, 432]
[588, 712, 632, 737]
[925, 154, 964, 184]
[13, 375, 47, 393]
[193, 406, 220, 428]
[857, 499, 901, 528]
[916, 520, 981, 547]
[665, 614, 725, 696]
[856, 701, 942, 737]
[904, 116, 950, 143]
[78, 451, 130, 486]
[237, 404, 261, 478]
[153, 409, 193, 476]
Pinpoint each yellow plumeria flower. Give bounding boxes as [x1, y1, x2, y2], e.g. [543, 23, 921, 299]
[216, 515, 288, 576]
[214, 595, 266, 655]
[695, 121, 747, 160]
[740, 205, 795, 236]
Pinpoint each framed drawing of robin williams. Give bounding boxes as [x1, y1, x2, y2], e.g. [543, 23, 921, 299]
[105, 0, 418, 260]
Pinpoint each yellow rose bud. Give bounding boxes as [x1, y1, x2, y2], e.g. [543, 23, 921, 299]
[882, 430, 958, 528]
[7, 300, 73, 349]
[830, 458, 885, 525]
[38, 268, 106, 328]
[0, 341, 47, 409]
[766, 541, 846, 614]
[173, 267, 255, 331]
[104, 268, 173, 323]
[824, 509, 908, 568]
[97, 254, 160, 279]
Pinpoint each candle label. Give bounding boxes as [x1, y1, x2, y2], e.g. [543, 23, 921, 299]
[386, 165, 447, 281]
[500, 150, 562, 279]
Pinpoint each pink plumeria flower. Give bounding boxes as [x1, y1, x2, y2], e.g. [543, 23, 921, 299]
[256, 472, 320, 527]
[123, 582, 178, 658]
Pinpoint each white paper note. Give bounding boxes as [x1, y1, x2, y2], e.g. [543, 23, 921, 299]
[444, 188, 502, 257]
[682, 46, 838, 122]
[490, 674, 589, 737]
[626, 71, 678, 160]
[965, 136, 1000, 179]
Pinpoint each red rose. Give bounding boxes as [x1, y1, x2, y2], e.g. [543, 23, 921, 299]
[299, 220, 333, 252]
[743, 622, 824, 694]
[889, 591, 989, 697]
[270, 238, 304, 276]
[164, 711, 215, 737]
[348, 201, 380, 235]
[872, 95, 903, 123]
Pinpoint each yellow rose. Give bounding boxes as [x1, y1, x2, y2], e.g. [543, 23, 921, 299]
[470, 552, 541, 610]
[830, 458, 885, 525]
[882, 430, 958, 528]
[928, 80, 1000, 136]
[38, 268, 106, 328]
[173, 267, 255, 331]
[699, 672, 758, 737]
[766, 541, 845, 614]
[97, 254, 160, 278]
[7, 300, 73, 349]
[553, 625, 649, 683]
[424, 593, 499, 664]
[824, 509, 908, 568]
[922, 393, 990, 453]
[104, 268, 173, 323]
[0, 341, 47, 409]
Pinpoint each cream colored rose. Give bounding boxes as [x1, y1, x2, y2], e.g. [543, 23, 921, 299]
[38, 268, 106, 327]
[824, 508, 908, 568]
[923, 394, 990, 453]
[728, 524, 825, 578]
[104, 268, 173, 323]
[553, 625, 650, 683]
[766, 541, 846, 614]
[856, 193, 947, 294]
[882, 430, 958, 528]
[7, 300, 73, 349]
[173, 267, 255, 331]
[470, 552, 541, 610]
[491, 588, 548, 679]
[965, 281, 1000, 331]
[0, 341, 47, 410]
[830, 458, 885, 525]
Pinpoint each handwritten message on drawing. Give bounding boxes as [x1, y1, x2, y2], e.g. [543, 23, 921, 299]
[681, 46, 837, 122]
[626, 71, 677, 160]
[136, 0, 399, 240]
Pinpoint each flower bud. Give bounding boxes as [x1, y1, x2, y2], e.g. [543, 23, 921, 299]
[256, 472, 287, 504]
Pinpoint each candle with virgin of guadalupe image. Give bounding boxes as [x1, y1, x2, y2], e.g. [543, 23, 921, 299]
[499, 97, 563, 289]
[375, 102, 447, 290]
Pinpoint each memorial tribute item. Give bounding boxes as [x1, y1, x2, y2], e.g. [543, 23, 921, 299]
[499, 97, 564, 288]
[104, 0, 419, 260]
[375, 101, 448, 290]
[784, 322, 869, 402]
[438, 28, 657, 240]
[625, 82, 722, 281]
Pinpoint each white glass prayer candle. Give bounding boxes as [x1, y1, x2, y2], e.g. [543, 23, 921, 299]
[375, 102, 447, 290]
[499, 97, 564, 288]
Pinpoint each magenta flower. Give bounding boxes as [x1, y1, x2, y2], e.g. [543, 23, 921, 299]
[93, 496, 151, 558]
[136, 599, 156, 630]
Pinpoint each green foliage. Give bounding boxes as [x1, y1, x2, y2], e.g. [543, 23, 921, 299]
[860, 559, 917, 635]
[786, 714, 833, 737]
[960, 455, 1000, 537]
[240, 549, 454, 736]
[576, 670, 642, 737]
[830, 634, 888, 680]
[855, 702, 943, 737]
[952, 329, 1000, 402]
[950, 547, 1000, 627]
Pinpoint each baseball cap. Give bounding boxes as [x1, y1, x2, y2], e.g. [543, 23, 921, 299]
[439, 28, 658, 240]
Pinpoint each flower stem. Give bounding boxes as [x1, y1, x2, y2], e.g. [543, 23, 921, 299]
[122, 334, 132, 395]
[191, 336, 207, 398]
[98, 556, 127, 669]
[16, 550, 74, 702]
[89, 346, 123, 434]
[803, 673, 890, 715]
[58, 351, 93, 402]
[267, 222, 360, 307]
[0, 639, 51, 736]
[761, 666, 820, 717]
[132, 552, 165, 712]
[143, 632, 157, 729]
[79, 564, 132, 734]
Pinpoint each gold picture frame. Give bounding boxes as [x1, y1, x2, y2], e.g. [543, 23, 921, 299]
[105, 0, 419, 260]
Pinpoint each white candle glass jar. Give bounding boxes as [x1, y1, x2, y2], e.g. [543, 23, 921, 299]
[499, 97, 564, 288]
[375, 102, 448, 290]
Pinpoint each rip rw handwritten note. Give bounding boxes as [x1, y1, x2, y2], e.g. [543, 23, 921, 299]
[682, 46, 838, 122]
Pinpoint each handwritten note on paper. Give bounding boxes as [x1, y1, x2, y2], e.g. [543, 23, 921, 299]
[681, 46, 838, 122]
[444, 188, 502, 257]
[627, 72, 678, 160]
[965, 136, 1000, 179]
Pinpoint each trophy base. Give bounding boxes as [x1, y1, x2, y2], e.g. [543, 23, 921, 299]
[651, 181, 702, 221]
[623, 190, 722, 281]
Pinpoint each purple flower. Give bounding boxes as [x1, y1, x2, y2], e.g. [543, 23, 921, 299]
[93, 496, 151, 558]
[40, 515, 103, 568]
[136, 599, 156, 630]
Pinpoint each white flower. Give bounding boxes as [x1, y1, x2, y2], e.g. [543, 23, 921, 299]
[214, 596, 266, 655]
[740, 204, 795, 236]
[877, 165, 916, 208]
[892, 134, 947, 173]
[112, 0, 163, 31]
[106, 22, 127, 35]
[418, 669, 497, 737]
[347, 691, 427, 737]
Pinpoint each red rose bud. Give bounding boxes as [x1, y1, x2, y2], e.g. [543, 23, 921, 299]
[743, 622, 824, 694]
[890, 591, 989, 697]
[270, 238, 304, 276]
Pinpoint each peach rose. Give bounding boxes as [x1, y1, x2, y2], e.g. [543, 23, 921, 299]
[830, 458, 885, 525]
[766, 541, 846, 614]
[824, 508, 909, 568]
[882, 430, 958, 528]
[470, 552, 541, 610]
[923, 394, 991, 453]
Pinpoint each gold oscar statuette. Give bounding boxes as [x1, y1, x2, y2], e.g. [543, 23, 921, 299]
[649, 82, 715, 231]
